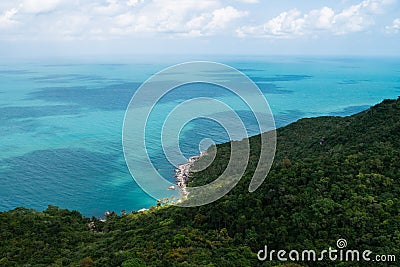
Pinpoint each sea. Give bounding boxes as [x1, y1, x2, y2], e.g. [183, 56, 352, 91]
[0, 55, 399, 217]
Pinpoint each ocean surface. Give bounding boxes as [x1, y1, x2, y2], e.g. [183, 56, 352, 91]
[0, 56, 399, 217]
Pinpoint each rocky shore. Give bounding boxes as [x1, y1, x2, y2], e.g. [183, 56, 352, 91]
[173, 151, 206, 197]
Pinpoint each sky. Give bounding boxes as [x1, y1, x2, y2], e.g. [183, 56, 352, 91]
[0, 0, 399, 58]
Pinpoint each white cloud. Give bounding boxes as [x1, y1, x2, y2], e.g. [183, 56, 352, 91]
[238, 0, 396, 38]
[0, 8, 18, 28]
[93, 0, 125, 16]
[237, 9, 309, 38]
[265, 9, 304, 36]
[236, 0, 259, 3]
[138, 0, 220, 31]
[187, 6, 247, 36]
[361, 0, 396, 14]
[210, 6, 247, 27]
[385, 18, 400, 32]
[126, 0, 145, 7]
[237, 9, 305, 38]
[22, 0, 64, 14]
[0, 0, 249, 40]
[305, 6, 335, 30]
[332, 1, 375, 34]
[115, 0, 246, 36]
[0, 0, 397, 42]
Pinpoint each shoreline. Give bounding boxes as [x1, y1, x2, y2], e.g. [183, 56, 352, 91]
[173, 151, 206, 198]
[117, 151, 207, 214]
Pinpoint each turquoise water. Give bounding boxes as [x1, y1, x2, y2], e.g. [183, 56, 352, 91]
[0, 56, 399, 217]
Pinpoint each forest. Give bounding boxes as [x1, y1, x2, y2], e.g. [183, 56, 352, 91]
[1, 98, 400, 266]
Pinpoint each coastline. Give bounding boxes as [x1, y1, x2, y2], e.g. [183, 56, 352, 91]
[117, 151, 207, 214]
[174, 151, 206, 198]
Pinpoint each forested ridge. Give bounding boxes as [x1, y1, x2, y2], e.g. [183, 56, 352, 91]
[1, 98, 400, 267]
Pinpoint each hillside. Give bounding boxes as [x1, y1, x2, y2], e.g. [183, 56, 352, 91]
[1, 98, 400, 266]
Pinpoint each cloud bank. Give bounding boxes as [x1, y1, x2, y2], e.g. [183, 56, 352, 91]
[0, 0, 398, 41]
[238, 0, 397, 38]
